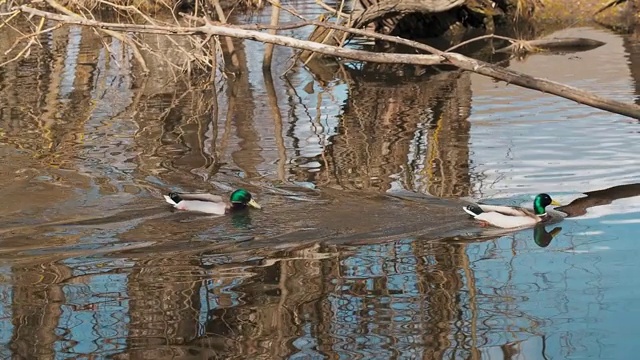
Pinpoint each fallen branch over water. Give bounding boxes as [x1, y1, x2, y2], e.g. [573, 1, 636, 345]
[7, 3, 640, 119]
[14, 5, 445, 65]
[443, 53, 640, 119]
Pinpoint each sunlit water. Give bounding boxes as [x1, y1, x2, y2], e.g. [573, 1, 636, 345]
[0, 9, 639, 359]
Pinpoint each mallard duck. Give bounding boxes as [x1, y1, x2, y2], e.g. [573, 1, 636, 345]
[463, 193, 561, 229]
[163, 189, 261, 215]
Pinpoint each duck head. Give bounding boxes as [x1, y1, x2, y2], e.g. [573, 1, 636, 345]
[533, 193, 561, 216]
[230, 189, 261, 210]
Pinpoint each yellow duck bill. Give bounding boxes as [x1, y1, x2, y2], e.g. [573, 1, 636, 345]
[248, 199, 262, 209]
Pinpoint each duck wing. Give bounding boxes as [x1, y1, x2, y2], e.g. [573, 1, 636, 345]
[163, 193, 228, 215]
[477, 204, 532, 217]
[173, 193, 225, 202]
[473, 211, 540, 229]
[165, 198, 228, 215]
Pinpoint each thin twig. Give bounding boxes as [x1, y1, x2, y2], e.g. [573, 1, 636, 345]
[593, 0, 626, 16]
[314, 0, 349, 17]
[0, 9, 19, 29]
[0, 37, 35, 67]
[336, 0, 351, 47]
[0, 16, 46, 66]
[445, 34, 516, 53]
[3, 19, 59, 56]
[96, 0, 164, 26]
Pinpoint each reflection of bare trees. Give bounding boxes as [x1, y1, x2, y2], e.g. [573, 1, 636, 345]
[10, 263, 72, 358]
[0, 10, 569, 360]
[199, 247, 330, 358]
[154, 241, 499, 359]
[416, 243, 466, 358]
[133, 36, 267, 186]
[2, 232, 553, 359]
[1, 26, 96, 359]
[0, 24, 480, 358]
[321, 77, 419, 191]
[422, 72, 472, 197]
[0, 25, 88, 163]
[222, 39, 264, 180]
[124, 259, 206, 358]
[319, 70, 471, 197]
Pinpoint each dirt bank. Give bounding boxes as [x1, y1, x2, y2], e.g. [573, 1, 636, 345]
[533, 0, 633, 28]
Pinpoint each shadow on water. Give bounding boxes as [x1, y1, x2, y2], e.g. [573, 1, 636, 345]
[1, 10, 640, 360]
[556, 182, 640, 218]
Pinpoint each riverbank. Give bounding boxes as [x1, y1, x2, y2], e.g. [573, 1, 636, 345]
[533, 0, 632, 30]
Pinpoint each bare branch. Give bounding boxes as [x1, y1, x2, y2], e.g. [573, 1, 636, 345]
[182, 13, 445, 56]
[0, 15, 46, 67]
[444, 53, 640, 119]
[445, 34, 516, 52]
[14, 5, 446, 66]
[314, 0, 349, 18]
[6, 2, 640, 119]
[0, 9, 19, 29]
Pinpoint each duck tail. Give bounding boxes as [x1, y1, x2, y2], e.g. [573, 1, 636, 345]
[463, 204, 483, 217]
[164, 192, 183, 205]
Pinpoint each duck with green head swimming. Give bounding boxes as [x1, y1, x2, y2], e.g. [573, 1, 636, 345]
[463, 193, 562, 229]
[164, 189, 261, 215]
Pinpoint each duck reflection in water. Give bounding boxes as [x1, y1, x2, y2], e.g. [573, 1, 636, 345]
[231, 212, 252, 229]
[533, 224, 562, 248]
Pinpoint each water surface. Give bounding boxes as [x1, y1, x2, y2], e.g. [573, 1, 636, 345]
[0, 15, 639, 359]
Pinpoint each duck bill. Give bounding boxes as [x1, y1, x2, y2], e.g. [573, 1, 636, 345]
[248, 199, 262, 209]
[549, 227, 563, 237]
[551, 200, 561, 206]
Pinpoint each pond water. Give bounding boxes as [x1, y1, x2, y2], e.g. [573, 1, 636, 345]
[1, 8, 640, 359]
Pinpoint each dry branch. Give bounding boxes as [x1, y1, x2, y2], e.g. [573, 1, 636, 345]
[7, 3, 640, 119]
[443, 53, 640, 119]
[593, 0, 626, 16]
[14, 5, 446, 65]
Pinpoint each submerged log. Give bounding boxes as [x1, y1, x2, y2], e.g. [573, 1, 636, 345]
[496, 37, 607, 54]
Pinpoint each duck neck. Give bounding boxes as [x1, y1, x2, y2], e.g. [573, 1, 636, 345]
[230, 202, 246, 211]
[533, 198, 546, 216]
